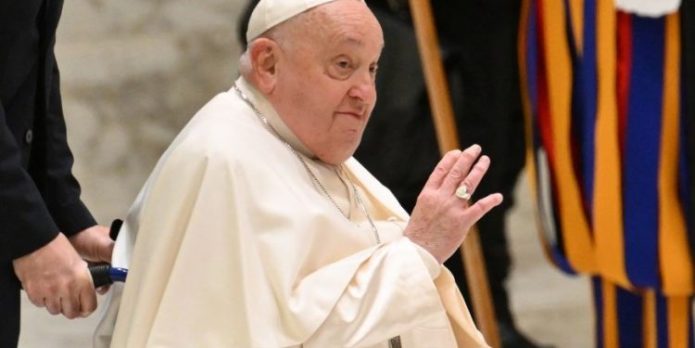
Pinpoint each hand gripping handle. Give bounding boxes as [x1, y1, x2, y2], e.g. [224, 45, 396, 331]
[88, 219, 127, 288]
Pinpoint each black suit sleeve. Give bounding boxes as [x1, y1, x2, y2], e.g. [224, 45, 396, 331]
[32, 52, 95, 238]
[0, 102, 60, 261]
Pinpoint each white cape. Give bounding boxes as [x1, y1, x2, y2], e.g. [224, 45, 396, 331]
[94, 79, 489, 348]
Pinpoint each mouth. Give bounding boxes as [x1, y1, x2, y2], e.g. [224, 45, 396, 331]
[335, 111, 364, 120]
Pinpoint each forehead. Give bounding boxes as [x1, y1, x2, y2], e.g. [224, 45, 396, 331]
[303, 1, 384, 52]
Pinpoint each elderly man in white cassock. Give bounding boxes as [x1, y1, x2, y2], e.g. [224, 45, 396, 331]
[94, 0, 504, 347]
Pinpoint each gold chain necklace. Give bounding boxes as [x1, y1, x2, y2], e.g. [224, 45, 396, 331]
[232, 84, 382, 245]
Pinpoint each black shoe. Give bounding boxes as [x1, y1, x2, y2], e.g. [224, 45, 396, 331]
[498, 321, 554, 348]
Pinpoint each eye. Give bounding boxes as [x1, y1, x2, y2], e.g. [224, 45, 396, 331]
[327, 57, 355, 80]
[369, 64, 379, 78]
[336, 59, 352, 71]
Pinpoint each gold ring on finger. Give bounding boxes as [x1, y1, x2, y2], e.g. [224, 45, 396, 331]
[455, 184, 472, 201]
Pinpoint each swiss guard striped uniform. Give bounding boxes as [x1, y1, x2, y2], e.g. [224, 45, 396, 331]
[520, 0, 695, 347]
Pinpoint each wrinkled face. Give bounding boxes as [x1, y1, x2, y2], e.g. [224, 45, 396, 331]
[271, 0, 384, 164]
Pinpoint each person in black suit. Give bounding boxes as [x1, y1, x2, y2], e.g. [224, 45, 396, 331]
[0, 1, 114, 346]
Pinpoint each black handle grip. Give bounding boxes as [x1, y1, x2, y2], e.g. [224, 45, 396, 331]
[110, 219, 123, 240]
[89, 264, 114, 288]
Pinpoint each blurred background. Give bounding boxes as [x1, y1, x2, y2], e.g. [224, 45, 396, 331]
[18, 0, 593, 346]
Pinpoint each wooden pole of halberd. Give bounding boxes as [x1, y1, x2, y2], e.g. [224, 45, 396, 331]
[406, 0, 501, 346]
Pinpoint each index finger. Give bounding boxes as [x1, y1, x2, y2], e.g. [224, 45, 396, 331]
[79, 269, 97, 317]
[423, 149, 461, 190]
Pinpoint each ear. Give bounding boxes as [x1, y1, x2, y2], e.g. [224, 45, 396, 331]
[249, 38, 281, 94]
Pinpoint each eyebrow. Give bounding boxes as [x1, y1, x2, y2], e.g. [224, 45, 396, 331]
[340, 37, 364, 47]
[336, 36, 385, 50]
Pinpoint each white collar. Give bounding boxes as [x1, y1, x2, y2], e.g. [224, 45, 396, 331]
[233, 76, 316, 159]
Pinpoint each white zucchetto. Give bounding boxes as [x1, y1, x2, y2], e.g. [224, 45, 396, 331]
[246, 0, 361, 42]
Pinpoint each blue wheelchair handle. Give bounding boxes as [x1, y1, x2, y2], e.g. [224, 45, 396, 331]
[89, 264, 128, 287]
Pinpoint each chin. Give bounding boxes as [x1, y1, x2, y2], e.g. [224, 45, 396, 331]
[319, 154, 351, 165]
[318, 148, 356, 165]
[315, 140, 360, 165]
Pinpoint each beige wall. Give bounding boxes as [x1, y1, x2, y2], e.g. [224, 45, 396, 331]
[58, 0, 246, 223]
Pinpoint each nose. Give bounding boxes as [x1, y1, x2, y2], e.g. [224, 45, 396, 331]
[347, 71, 376, 105]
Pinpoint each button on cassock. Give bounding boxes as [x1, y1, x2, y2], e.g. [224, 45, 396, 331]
[24, 129, 33, 144]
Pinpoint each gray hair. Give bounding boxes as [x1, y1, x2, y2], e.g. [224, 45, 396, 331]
[239, 8, 323, 78]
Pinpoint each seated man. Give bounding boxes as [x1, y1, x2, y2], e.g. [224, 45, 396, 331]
[95, 0, 503, 347]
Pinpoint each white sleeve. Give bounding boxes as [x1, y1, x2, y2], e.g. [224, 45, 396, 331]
[300, 237, 446, 347]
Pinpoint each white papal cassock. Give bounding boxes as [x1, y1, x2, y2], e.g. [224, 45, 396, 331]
[94, 77, 489, 348]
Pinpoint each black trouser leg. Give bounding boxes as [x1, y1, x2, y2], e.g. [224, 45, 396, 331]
[682, 0, 695, 255]
[0, 263, 20, 348]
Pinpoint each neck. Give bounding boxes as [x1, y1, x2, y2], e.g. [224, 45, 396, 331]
[235, 77, 316, 159]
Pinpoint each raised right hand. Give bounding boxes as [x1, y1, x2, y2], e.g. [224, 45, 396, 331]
[404, 145, 504, 264]
[12, 233, 96, 319]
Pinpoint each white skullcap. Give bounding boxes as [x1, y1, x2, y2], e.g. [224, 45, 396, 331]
[246, 0, 342, 43]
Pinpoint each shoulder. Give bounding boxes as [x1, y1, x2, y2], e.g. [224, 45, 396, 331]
[168, 91, 267, 163]
[151, 90, 292, 182]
